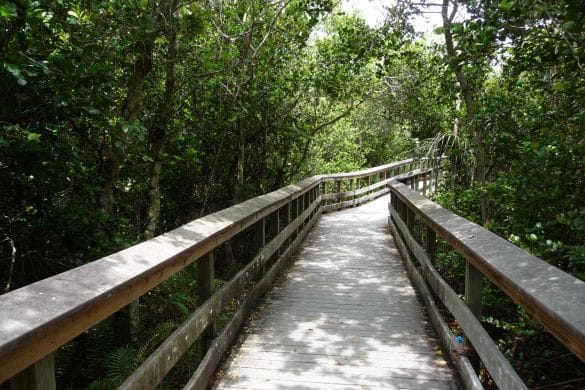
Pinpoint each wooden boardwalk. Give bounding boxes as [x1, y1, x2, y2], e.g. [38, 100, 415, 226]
[212, 196, 461, 390]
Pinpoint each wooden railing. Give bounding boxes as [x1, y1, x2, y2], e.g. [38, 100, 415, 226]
[388, 172, 585, 390]
[0, 158, 427, 389]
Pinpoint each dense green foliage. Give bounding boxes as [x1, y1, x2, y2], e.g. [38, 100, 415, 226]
[1, 0, 584, 387]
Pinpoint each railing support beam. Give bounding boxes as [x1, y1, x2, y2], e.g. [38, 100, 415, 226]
[198, 251, 217, 352]
[10, 353, 55, 390]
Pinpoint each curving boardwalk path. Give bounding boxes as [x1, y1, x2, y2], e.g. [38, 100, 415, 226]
[212, 196, 461, 390]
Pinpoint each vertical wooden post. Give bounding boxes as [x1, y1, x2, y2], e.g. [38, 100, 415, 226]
[425, 226, 436, 266]
[198, 251, 216, 352]
[349, 178, 354, 206]
[336, 180, 341, 198]
[465, 261, 483, 346]
[422, 173, 428, 195]
[270, 209, 280, 256]
[254, 218, 266, 275]
[406, 206, 415, 233]
[283, 203, 291, 249]
[415, 174, 420, 192]
[291, 196, 299, 240]
[10, 353, 56, 390]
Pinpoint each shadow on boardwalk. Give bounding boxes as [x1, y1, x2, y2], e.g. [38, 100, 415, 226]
[212, 196, 462, 390]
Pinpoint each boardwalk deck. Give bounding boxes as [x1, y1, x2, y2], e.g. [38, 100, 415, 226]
[212, 196, 461, 390]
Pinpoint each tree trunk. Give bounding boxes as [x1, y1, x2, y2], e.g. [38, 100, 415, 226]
[99, 0, 173, 217]
[144, 12, 177, 240]
[442, 0, 489, 224]
[233, 126, 246, 205]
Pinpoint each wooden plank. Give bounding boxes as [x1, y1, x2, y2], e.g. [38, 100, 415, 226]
[119, 198, 320, 390]
[198, 251, 217, 352]
[390, 207, 527, 389]
[0, 180, 321, 382]
[389, 182, 585, 363]
[465, 261, 483, 321]
[213, 197, 459, 390]
[183, 210, 321, 390]
[9, 353, 55, 390]
[388, 218, 482, 390]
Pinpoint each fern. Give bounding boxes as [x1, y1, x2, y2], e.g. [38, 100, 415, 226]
[85, 319, 115, 371]
[136, 320, 177, 364]
[104, 346, 137, 385]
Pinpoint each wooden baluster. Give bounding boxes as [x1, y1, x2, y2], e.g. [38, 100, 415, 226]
[350, 178, 354, 206]
[406, 205, 415, 233]
[291, 196, 298, 240]
[254, 218, 266, 275]
[465, 262, 483, 347]
[422, 173, 428, 196]
[198, 251, 216, 352]
[336, 180, 341, 200]
[270, 209, 280, 256]
[425, 226, 436, 266]
[296, 196, 302, 236]
[10, 353, 56, 390]
[415, 174, 420, 192]
[285, 202, 291, 247]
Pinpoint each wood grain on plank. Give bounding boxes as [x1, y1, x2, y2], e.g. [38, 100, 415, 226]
[212, 196, 461, 390]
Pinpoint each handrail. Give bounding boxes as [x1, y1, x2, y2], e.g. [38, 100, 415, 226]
[387, 176, 585, 389]
[0, 157, 424, 388]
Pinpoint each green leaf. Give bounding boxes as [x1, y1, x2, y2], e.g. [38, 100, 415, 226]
[0, 2, 17, 18]
[114, 140, 124, 149]
[27, 132, 41, 142]
[562, 21, 577, 32]
[4, 63, 27, 85]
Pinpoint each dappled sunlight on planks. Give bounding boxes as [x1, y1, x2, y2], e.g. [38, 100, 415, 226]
[212, 196, 461, 390]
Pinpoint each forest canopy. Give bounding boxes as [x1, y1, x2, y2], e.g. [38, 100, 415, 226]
[1, 0, 584, 387]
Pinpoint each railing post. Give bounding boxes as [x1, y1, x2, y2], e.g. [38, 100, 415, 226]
[291, 196, 299, 240]
[422, 173, 428, 196]
[270, 209, 280, 256]
[425, 225, 436, 266]
[406, 205, 415, 233]
[350, 178, 355, 206]
[254, 218, 266, 275]
[336, 180, 341, 196]
[198, 251, 216, 352]
[10, 353, 56, 390]
[465, 261, 483, 346]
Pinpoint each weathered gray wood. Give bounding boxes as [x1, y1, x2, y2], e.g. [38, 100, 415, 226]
[389, 181, 585, 364]
[390, 207, 527, 390]
[388, 218, 482, 390]
[198, 251, 216, 352]
[213, 197, 459, 390]
[9, 353, 55, 390]
[465, 261, 483, 321]
[0, 175, 323, 382]
[0, 160, 433, 385]
[184, 210, 321, 390]
[118, 199, 321, 390]
[426, 225, 437, 265]
[326, 158, 414, 180]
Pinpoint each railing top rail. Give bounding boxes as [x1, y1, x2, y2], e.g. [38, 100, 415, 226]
[0, 159, 420, 383]
[325, 158, 414, 180]
[0, 175, 321, 382]
[389, 181, 585, 363]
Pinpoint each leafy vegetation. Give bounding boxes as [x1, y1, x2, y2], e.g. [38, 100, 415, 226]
[1, 0, 584, 387]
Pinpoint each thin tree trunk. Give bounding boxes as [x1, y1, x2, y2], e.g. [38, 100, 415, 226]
[99, 0, 173, 216]
[144, 11, 177, 240]
[442, 0, 489, 224]
[233, 126, 246, 205]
